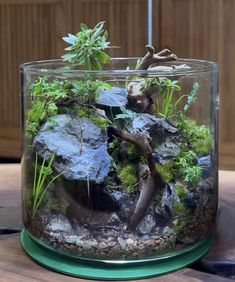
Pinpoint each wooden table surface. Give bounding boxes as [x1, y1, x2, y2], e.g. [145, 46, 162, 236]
[0, 164, 234, 282]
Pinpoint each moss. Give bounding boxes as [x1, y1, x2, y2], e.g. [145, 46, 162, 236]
[127, 143, 140, 162]
[108, 138, 122, 163]
[175, 184, 188, 199]
[76, 107, 111, 130]
[173, 202, 187, 215]
[176, 115, 213, 156]
[117, 163, 138, 193]
[156, 161, 176, 183]
[25, 100, 45, 137]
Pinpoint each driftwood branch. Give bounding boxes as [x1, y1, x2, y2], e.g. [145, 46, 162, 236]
[109, 126, 165, 229]
[137, 45, 177, 70]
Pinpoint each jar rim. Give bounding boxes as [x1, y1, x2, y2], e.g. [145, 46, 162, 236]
[20, 57, 218, 77]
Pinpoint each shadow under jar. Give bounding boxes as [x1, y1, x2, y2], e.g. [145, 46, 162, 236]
[20, 58, 219, 279]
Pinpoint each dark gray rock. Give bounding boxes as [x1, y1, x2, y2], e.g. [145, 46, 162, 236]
[157, 184, 180, 219]
[108, 190, 136, 221]
[34, 114, 111, 184]
[130, 113, 178, 140]
[137, 214, 156, 235]
[197, 155, 212, 177]
[183, 192, 200, 213]
[96, 87, 128, 107]
[129, 114, 183, 164]
[45, 214, 73, 233]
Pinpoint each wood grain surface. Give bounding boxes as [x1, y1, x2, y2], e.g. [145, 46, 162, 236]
[0, 164, 234, 280]
[0, 0, 235, 171]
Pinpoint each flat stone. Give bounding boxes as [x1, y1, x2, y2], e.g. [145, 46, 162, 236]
[34, 114, 111, 184]
[96, 87, 128, 107]
[137, 214, 156, 235]
[117, 237, 127, 250]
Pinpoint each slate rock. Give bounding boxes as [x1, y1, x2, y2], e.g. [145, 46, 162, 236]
[197, 155, 212, 177]
[34, 114, 111, 184]
[96, 87, 128, 107]
[137, 214, 156, 235]
[129, 113, 183, 164]
[45, 214, 73, 233]
[108, 190, 136, 221]
[183, 192, 200, 213]
[159, 183, 180, 218]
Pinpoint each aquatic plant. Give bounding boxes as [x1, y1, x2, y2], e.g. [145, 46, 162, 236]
[62, 21, 114, 70]
[32, 153, 62, 218]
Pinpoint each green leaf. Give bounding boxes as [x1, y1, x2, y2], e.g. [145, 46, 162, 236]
[61, 53, 77, 61]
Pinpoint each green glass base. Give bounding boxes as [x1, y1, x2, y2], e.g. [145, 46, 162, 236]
[21, 229, 213, 280]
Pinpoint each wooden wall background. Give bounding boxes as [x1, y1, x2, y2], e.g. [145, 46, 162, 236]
[0, 0, 234, 169]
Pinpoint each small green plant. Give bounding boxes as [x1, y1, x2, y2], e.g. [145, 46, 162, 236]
[177, 115, 213, 156]
[141, 77, 182, 119]
[117, 163, 138, 193]
[62, 21, 115, 70]
[183, 82, 200, 113]
[72, 78, 112, 105]
[115, 107, 137, 121]
[30, 77, 69, 101]
[32, 153, 62, 218]
[176, 150, 203, 186]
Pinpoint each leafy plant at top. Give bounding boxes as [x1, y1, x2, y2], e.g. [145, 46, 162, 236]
[71, 77, 112, 105]
[62, 21, 115, 70]
[32, 153, 62, 219]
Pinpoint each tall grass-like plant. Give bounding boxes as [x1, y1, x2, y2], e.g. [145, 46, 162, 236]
[32, 153, 61, 218]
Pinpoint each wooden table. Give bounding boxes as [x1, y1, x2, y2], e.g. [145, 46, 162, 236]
[0, 164, 234, 281]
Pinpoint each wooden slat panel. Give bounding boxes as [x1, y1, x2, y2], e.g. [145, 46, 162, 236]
[159, 0, 235, 169]
[0, 0, 71, 158]
[71, 0, 149, 57]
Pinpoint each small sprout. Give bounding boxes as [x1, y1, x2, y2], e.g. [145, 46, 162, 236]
[32, 153, 62, 218]
[184, 82, 200, 113]
[115, 107, 137, 121]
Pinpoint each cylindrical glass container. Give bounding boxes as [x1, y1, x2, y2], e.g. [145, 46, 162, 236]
[20, 58, 218, 279]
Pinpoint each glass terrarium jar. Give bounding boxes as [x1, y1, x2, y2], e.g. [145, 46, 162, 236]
[20, 58, 218, 279]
